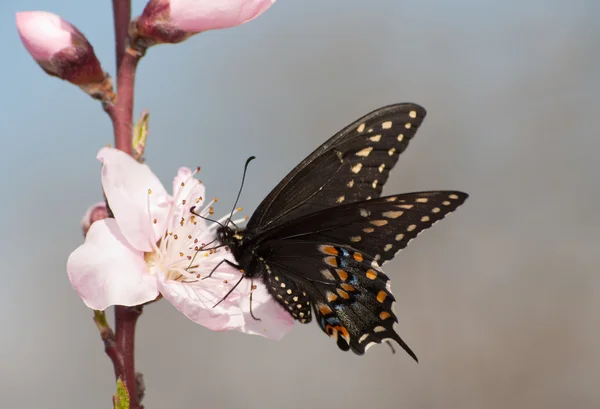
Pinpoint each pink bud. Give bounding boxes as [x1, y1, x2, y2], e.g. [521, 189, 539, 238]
[135, 0, 276, 45]
[81, 202, 109, 237]
[16, 11, 107, 89]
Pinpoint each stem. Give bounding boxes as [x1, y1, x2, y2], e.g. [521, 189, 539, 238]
[115, 306, 144, 409]
[103, 2, 145, 408]
[112, 0, 131, 68]
[113, 51, 140, 154]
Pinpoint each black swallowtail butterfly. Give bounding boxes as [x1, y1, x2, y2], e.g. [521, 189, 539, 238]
[212, 104, 468, 360]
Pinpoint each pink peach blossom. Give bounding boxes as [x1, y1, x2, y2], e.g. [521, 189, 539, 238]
[67, 148, 293, 339]
[16, 11, 105, 86]
[136, 0, 276, 44]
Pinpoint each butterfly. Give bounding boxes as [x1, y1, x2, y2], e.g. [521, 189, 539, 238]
[212, 103, 468, 360]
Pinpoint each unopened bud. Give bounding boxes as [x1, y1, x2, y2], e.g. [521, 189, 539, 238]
[81, 202, 109, 236]
[16, 11, 114, 102]
[133, 0, 276, 47]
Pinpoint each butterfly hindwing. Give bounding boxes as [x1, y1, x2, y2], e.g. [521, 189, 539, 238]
[255, 240, 417, 358]
[248, 104, 427, 235]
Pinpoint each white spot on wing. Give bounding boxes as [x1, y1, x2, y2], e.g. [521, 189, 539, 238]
[416, 198, 428, 203]
[382, 121, 392, 129]
[351, 163, 363, 173]
[355, 147, 373, 157]
[321, 269, 335, 281]
[336, 195, 345, 203]
[409, 110, 417, 118]
[369, 134, 382, 142]
[383, 210, 403, 219]
[378, 163, 386, 173]
[357, 123, 365, 133]
[388, 148, 396, 156]
[384, 244, 393, 252]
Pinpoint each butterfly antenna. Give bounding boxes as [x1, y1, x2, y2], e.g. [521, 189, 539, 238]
[226, 156, 255, 227]
[190, 206, 226, 229]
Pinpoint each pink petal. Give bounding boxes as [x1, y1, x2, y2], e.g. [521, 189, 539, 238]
[172, 167, 205, 204]
[16, 11, 75, 61]
[98, 147, 170, 252]
[67, 219, 159, 310]
[157, 267, 243, 331]
[234, 280, 295, 340]
[158, 259, 293, 339]
[169, 0, 276, 33]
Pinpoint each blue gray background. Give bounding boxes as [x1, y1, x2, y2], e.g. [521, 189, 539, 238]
[1, 1, 599, 408]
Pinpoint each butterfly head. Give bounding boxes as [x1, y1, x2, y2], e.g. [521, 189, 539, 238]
[216, 225, 247, 262]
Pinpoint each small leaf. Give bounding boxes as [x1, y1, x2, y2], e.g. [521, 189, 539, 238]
[132, 110, 149, 162]
[113, 378, 130, 409]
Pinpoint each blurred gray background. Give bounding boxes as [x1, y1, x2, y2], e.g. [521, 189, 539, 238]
[1, 0, 599, 408]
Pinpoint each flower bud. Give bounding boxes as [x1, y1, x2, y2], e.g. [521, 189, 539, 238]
[16, 11, 113, 102]
[81, 202, 109, 236]
[134, 0, 276, 45]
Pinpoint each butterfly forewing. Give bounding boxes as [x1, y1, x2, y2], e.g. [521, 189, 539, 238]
[264, 191, 468, 265]
[247, 104, 426, 235]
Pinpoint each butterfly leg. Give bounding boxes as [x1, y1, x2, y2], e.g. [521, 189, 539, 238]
[249, 279, 261, 321]
[212, 274, 245, 308]
[202, 258, 242, 280]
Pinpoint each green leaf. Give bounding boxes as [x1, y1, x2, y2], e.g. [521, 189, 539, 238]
[113, 378, 130, 409]
[132, 110, 149, 162]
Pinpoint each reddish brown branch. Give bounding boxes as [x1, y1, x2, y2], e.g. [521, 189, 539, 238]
[111, 0, 131, 68]
[102, 2, 145, 408]
[112, 51, 140, 154]
[114, 306, 144, 409]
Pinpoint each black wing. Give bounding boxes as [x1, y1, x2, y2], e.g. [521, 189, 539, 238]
[257, 191, 468, 357]
[260, 240, 416, 358]
[247, 103, 427, 235]
[268, 191, 468, 265]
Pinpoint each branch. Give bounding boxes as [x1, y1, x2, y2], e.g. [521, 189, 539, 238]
[114, 306, 144, 409]
[111, 0, 131, 68]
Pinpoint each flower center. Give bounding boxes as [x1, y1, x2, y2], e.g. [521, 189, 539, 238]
[142, 170, 247, 284]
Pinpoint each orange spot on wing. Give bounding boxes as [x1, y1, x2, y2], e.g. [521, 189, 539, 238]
[325, 325, 338, 337]
[320, 245, 339, 255]
[318, 304, 333, 315]
[336, 269, 348, 281]
[326, 292, 339, 302]
[337, 326, 350, 341]
[337, 289, 350, 299]
[377, 291, 388, 303]
[366, 269, 377, 280]
[379, 311, 391, 320]
[340, 283, 355, 292]
[353, 252, 363, 262]
[324, 256, 338, 267]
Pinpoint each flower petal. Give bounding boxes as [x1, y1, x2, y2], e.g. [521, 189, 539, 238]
[16, 11, 74, 61]
[169, 0, 276, 33]
[158, 254, 294, 339]
[98, 147, 170, 252]
[157, 266, 243, 331]
[236, 281, 295, 340]
[67, 219, 159, 310]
